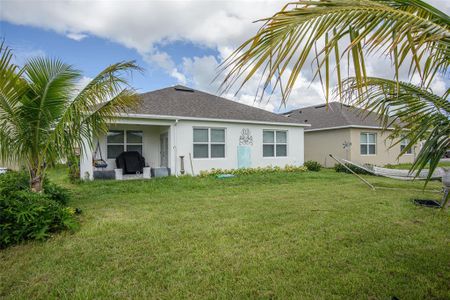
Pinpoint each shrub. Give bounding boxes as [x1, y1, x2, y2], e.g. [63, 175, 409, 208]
[0, 171, 77, 248]
[199, 165, 307, 177]
[68, 156, 80, 183]
[0, 191, 78, 248]
[0, 171, 71, 204]
[334, 163, 371, 175]
[43, 181, 70, 205]
[304, 160, 321, 172]
[0, 170, 29, 198]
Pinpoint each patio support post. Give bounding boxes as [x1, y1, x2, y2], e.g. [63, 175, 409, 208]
[169, 121, 178, 176]
[80, 130, 94, 180]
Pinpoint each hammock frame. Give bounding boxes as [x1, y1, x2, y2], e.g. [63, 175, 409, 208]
[329, 154, 449, 209]
[332, 155, 444, 181]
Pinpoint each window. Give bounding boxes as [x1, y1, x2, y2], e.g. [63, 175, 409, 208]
[360, 132, 376, 155]
[400, 135, 412, 154]
[107, 130, 143, 159]
[193, 128, 225, 158]
[263, 130, 287, 157]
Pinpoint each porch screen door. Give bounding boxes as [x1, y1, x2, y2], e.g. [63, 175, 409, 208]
[160, 133, 169, 167]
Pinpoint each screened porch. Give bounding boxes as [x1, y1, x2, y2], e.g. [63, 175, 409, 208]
[80, 120, 175, 180]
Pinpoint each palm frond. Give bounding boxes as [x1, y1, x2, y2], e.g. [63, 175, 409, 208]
[0, 41, 141, 190]
[0, 42, 27, 164]
[342, 76, 449, 182]
[374, 0, 450, 26]
[48, 61, 141, 160]
[21, 58, 81, 167]
[219, 0, 450, 105]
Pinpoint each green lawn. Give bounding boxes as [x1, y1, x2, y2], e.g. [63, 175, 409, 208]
[385, 160, 450, 169]
[1, 169, 449, 299]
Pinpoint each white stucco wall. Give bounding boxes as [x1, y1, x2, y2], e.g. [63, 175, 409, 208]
[172, 120, 304, 175]
[81, 117, 305, 179]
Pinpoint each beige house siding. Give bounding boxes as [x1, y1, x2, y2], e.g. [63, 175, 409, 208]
[305, 127, 416, 167]
[304, 128, 351, 167]
[349, 128, 416, 166]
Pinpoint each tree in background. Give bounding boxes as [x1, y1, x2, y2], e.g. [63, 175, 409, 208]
[220, 0, 449, 179]
[0, 43, 141, 191]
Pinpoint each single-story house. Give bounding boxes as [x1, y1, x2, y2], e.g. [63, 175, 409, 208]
[80, 85, 308, 179]
[282, 102, 417, 168]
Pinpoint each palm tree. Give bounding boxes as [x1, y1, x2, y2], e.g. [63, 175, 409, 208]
[220, 0, 449, 178]
[0, 43, 141, 192]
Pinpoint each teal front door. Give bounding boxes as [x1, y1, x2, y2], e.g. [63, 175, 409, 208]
[237, 146, 251, 168]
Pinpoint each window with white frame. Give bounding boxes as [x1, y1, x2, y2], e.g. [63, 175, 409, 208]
[107, 130, 143, 159]
[400, 135, 412, 154]
[263, 130, 287, 157]
[193, 128, 225, 158]
[360, 132, 376, 155]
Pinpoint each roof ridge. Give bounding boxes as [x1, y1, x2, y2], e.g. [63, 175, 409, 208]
[134, 85, 301, 124]
[299, 101, 342, 110]
[139, 85, 176, 96]
[176, 87, 291, 119]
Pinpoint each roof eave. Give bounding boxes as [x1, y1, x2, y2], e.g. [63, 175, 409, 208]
[305, 125, 397, 132]
[113, 113, 310, 127]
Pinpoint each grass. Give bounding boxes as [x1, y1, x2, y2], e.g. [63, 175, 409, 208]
[385, 160, 450, 169]
[1, 169, 449, 299]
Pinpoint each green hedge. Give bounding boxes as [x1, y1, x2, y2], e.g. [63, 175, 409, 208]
[304, 160, 321, 172]
[0, 171, 78, 248]
[199, 165, 308, 177]
[334, 163, 371, 175]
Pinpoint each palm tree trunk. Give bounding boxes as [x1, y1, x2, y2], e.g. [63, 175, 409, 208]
[442, 168, 450, 209]
[30, 168, 44, 193]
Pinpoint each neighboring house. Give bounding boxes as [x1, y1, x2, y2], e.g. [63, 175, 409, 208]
[80, 85, 308, 179]
[0, 160, 18, 172]
[283, 102, 416, 167]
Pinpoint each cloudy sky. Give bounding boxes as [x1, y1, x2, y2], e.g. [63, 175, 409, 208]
[1, 0, 448, 113]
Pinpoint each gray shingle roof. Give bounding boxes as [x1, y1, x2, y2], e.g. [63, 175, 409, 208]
[283, 102, 390, 131]
[128, 85, 301, 125]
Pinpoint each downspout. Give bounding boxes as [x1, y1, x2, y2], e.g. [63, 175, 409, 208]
[173, 119, 179, 177]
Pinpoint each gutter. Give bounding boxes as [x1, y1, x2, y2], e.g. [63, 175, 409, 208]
[305, 125, 397, 132]
[114, 113, 310, 128]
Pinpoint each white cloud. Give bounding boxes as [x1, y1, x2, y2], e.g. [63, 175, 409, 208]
[182, 55, 219, 91]
[1, 1, 284, 86]
[2, 0, 448, 111]
[430, 76, 448, 96]
[10, 47, 46, 66]
[66, 32, 88, 41]
[75, 76, 92, 92]
[143, 49, 186, 84]
[181, 53, 323, 112]
[182, 54, 278, 110]
[170, 69, 187, 85]
[1, 1, 284, 51]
